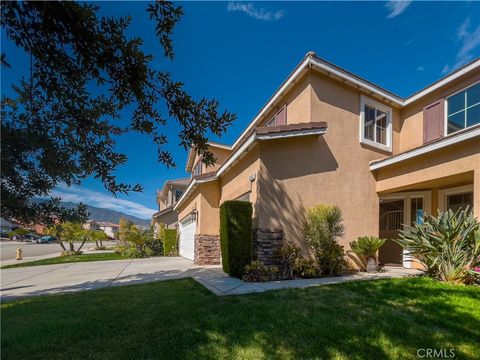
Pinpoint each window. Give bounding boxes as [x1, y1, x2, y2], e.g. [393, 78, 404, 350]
[174, 189, 183, 202]
[360, 96, 392, 151]
[446, 82, 480, 134]
[410, 198, 424, 225]
[447, 192, 473, 213]
[235, 192, 251, 202]
[193, 161, 202, 176]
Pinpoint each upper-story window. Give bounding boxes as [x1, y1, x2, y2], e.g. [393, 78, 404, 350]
[446, 82, 480, 135]
[193, 161, 202, 176]
[174, 189, 183, 202]
[360, 96, 392, 152]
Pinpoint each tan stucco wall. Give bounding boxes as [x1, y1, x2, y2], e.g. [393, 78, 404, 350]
[154, 210, 178, 229]
[177, 181, 221, 235]
[374, 139, 479, 193]
[192, 146, 232, 175]
[219, 144, 261, 222]
[255, 71, 401, 254]
[259, 72, 312, 127]
[399, 70, 480, 153]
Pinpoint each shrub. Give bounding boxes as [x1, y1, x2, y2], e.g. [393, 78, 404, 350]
[304, 204, 346, 276]
[116, 226, 164, 258]
[396, 208, 480, 284]
[163, 229, 178, 256]
[276, 240, 302, 279]
[350, 236, 386, 272]
[220, 200, 253, 277]
[292, 258, 320, 278]
[145, 238, 163, 256]
[242, 260, 279, 282]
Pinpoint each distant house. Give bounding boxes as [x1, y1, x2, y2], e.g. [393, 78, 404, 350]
[1, 217, 17, 231]
[84, 220, 119, 239]
[151, 178, 189, 235]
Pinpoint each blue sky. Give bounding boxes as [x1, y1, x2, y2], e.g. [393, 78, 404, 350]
[2, 1, 480, 219]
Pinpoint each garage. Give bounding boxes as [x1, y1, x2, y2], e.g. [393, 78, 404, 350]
[179, 216, 196, 260]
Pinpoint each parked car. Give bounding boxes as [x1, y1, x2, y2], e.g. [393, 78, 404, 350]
[22, 234, 40, 242]
[0, 229, 10, 240]
[37, 236, 56, 244]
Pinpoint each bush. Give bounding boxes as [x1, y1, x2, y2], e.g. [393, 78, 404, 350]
[145, 238, 163, 256]
[304, 204, 346, 276]
[276, 240, 302, 279]
[292, 258, 319, 278]
[350, 236, 386, 272]
[220, 200, 253, 278]
[116, 226, 164, 258]
[243, 261, 279, 282]
[163, 229, 177, 256]
[396, 208, 480, 284]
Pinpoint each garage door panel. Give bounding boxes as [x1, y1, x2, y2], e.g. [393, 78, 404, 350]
[179, 218, 195, 260]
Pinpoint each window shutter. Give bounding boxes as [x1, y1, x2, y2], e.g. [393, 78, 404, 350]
[274, 105, 287, 126]
[423, 99, 444, 144]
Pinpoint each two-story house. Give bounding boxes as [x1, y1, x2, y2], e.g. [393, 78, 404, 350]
[173, 51, 480, 267]
[152, 178, 189, 233]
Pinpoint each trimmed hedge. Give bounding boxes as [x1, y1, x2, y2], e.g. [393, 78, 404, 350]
[220, 200, 253, 277]
[163, 229, 178, 256]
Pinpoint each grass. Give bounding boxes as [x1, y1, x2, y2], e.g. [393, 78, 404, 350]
[1, 252, 129, 269]
[1, 277, 479, 360]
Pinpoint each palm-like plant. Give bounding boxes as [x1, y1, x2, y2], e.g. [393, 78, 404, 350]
[125, 226, 151, 258]
[304, 204, 345, 275]
[91, 230, 108, 249]
[350, 236, 386, 272]
[395, 208, 480, 284]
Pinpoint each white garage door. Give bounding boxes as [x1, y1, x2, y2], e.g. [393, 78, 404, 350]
[179, 216, 196, 260]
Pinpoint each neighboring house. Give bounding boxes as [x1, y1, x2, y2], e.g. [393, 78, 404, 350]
[151, 178, 189, 235]
[0, 217, 17, 231]
[174, 51, 480, 268]
[84, 220, 119, 239]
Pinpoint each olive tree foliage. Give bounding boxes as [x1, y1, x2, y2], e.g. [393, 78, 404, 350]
[1, 1, 235, 225]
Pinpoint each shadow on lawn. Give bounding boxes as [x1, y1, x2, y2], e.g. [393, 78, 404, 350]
[2, 277, 479, 360]
[185, 278, 480, 360]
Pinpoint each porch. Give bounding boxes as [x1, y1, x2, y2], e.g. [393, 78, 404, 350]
[371, 136, 478, 268]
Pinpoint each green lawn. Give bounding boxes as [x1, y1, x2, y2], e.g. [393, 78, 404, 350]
[2, 277, 479, 360]
[1, 252, 129, 269]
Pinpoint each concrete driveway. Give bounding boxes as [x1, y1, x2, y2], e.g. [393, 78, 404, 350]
[1, 257, 220, 301]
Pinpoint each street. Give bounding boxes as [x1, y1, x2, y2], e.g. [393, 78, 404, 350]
[0, 241, 118, 262]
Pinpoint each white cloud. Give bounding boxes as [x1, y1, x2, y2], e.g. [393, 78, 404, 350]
[385, 1, 412, 19]
[50, 184, 157, 219]
[416, 66, 424, 72]
[403, 38, 415, 46]
[227, 2, 284, 21]
[442, 17, 480, 74]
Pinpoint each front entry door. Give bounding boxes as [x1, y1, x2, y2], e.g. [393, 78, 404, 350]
[378, 192, 431, 267]
[379, 199, 404, 265]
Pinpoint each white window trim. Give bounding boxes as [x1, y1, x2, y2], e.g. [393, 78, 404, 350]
[359, 95, 393, 152]
[444, 80, 480, 136]
[438, 184, 474, 212]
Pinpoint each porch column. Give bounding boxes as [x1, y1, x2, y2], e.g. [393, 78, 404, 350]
[474, 170, 480, 220]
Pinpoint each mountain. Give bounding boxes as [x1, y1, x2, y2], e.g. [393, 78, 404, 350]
[33, 199, 151, 226]
[61, 202, 152, 226]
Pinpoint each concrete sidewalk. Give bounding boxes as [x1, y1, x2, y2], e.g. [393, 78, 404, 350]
[1, 256, 421, 301]
[195, 266, 422, 295]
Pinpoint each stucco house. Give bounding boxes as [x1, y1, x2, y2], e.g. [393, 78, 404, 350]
[151, 178, 189, 235]
[174, 51, 480, 267]
[84, 220, 119, 239]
